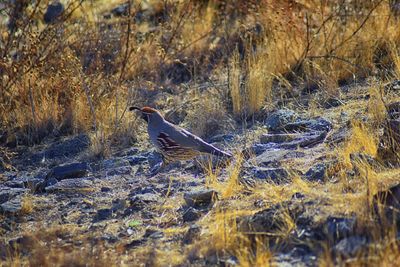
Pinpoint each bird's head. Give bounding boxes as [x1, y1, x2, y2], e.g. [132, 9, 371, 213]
[129, 106, 164, 123]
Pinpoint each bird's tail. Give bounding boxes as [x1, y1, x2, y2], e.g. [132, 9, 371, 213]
[201, 143, 233, 158]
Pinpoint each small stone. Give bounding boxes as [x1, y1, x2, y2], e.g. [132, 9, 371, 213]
[334, 236, 368, 258]
[44, 2, 64, 23]
[184, 189, 218, 207]
[0, 196, 22, 214]
[183, 224, 201, 244]
[209, 134, 235, 143]
[260, 133, 297, 144]
[101, 187, 112, 192]
[93, 208, 113, 222]
[0, 187, 28, 204]
[324, 216, 356, 241]
[250, 167, 290, 184]
[126, 155, 147, 166]
[304, 163, 328, 182]
[265, 110, 299, 132]
[46, 162, 89, 181]
[106, 166, 132, 176]
[45, 179, 93, 193]
[183, 207, 201, 222]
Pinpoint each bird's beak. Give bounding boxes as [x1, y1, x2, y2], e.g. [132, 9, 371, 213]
[129, 106, 149, 122]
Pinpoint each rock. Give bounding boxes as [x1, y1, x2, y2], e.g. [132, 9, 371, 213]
[44, 2, 64, 23]
[106, 166, 132, 176]
[0, 187, 28, 204]
[281, 117, 332, 133]
[255, 149, 305, 167]
[384, 80, 400, 93]
[208, 134, 235, 143]
[304, 163, 329, 182]
[8, 235, 35, 255]
[184, 189, 218, 208]
[29, 134, 90, 164]
[260, 133, 297, 144]
[102, 158, 130, 169]
[0, 195, 22, 214]
[46, 162, 89, 181]
[93, 208, 113, 222]
[249, 167, 290, 184]
[45, 179, 93, 193]
[4, 177, 43, 190]
[324, 216, 356, 242]
[183, 207, 201, 222]
[183, 224, 201, 244]
[260, 131, 328, 149]
[111, 3, 129, 17]
[144, 228, 164, 239]
[265, 110, 299, 132]
[130, 193, 159, 210]
[373, 183, 400, 221]
[323, 98, 343, 108]
[238, 200, 306, 233]
[326, 125, 351, 146]
[334, 236, 368, 258]
[126, 155, 148, 166]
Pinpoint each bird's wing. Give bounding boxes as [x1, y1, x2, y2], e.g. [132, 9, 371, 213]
[166, 124, 232, 157]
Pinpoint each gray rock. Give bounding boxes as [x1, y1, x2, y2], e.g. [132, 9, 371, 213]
[46, 162, 89, 181]
[106, 166, 132, 176]
[265, 110, 299, 132]
[183, 224, 201, 244]
[280, 117, 332, 133]
[102, 158, 130, 169]
[256, 149, 304, 167]
[45, 179, 93, 193]
[184, 189, 218, 207]
[30, 134, 89, 164]
[0, 187, 28, 204]
[0, 195, 22, 214]
[260, 133, 298, 144]
[44, 2, 64, 23]
[131, 193, 159, 205]
[183, 207, 201, 222]
[126, 155, 148, 166]
[208, 134, 235, 143]
[334, 236, 368, 258]
[249, 167, 290, 184]
[304, 163, 328, 182]
[373, 183, 400, 221]
[384, 80, 400, 93]
[260, 131, 328, 149]
[4, 177, 43, 190]
[93, 208, 113, 222]
[324, 216, 356, 241]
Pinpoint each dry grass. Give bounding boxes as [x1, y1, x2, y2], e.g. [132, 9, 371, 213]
[2, 0, 400, 266]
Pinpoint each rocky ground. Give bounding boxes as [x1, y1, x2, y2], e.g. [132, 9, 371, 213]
[1, 80, 400, 266]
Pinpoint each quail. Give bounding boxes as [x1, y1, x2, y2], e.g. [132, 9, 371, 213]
[130, 106, 232, 174]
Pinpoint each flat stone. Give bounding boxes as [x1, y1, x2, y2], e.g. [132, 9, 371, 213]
[334, 236, 368, 258]
[249, 167, 290, 184]
[44, 2, 64, 23]
[46, 162, 89, 181]
[0, 195, 22, 214]
[45, 179, 93, 193]
[304, 162, 329, 182]
[265, 110, 299, 132]
[106, 166, 132, 176]
[324, 216, 356, 241]
[184, 189, 218, 207]
[0, 187, 28, 204]
[183, 207, 201, 222]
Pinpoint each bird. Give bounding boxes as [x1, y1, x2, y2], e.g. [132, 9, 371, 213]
[129, 106, 232, 174]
